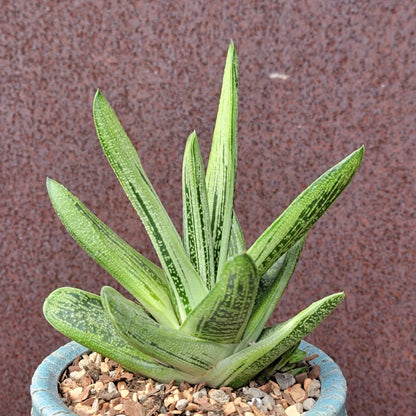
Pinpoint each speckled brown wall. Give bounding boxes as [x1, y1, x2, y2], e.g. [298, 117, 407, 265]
[2, 1, 415, 414]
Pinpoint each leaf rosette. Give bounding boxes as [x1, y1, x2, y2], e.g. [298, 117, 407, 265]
[44, 42, 364, 388]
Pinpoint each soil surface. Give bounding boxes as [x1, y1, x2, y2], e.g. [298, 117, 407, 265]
[59, 352, 322, 416]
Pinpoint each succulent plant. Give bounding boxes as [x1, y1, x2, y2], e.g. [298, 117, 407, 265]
[44, 42, 363, 388]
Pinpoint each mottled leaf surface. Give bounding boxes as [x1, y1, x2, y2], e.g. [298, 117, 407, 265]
[43, 287, 195, 382]
[46, 178, 178, 328]
[180, 254, 259, 344]
[239, 237, 305, 349]
[205, 42, 239, 277]
[101, 286, 234, 376]
[93, 91, 207, 320]
[182, 131, 215, 289]
[248, 147, 364, 277]
[204, 292, 345, 387]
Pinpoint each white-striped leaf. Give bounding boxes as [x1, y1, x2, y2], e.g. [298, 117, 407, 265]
[203, 292, 345, 388]
[43, 287, 196, 383]
[227, 211, 246, 258]
[237, 237, 305, 350]
[46, 178, 178, 328]
[180, 253, 259, 344]
[101, 286, 234, 376]
[93, 91, 208, 321]
[182, 131, 215, 290]
[248, 147, 364, 277]
[205, 42, 239, 278]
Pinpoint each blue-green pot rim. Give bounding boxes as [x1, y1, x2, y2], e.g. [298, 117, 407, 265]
[31, 340, 347, 415]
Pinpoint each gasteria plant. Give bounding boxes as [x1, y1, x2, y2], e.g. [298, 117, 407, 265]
[44, 42, 364, 389]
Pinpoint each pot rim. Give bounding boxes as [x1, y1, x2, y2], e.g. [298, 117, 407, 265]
[31, 340, 347, 415]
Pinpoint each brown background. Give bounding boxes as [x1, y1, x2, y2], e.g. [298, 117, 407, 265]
[2, 1, 415, 414]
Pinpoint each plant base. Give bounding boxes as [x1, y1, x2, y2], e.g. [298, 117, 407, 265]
[31, 341, 347, 416]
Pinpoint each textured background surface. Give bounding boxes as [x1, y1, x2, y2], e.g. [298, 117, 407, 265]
[2, 1, 415, 414]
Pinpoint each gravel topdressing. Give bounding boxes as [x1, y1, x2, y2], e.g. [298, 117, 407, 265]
[60, 351, 322, 416]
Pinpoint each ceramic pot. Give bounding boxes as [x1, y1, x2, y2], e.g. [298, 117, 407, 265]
[31, 340, 347, 415]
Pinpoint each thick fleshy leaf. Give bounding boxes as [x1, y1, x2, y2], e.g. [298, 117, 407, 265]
[182, 131, 215, 290]
[205, 42, 239, 277]
[203, 292, 345, 387]
[227, 212, 246, 258]
[46, 178, 178, 328]
[238, 237, 306, 349]
[93, 91, 208, 321]
[180, 254, 259, 344]
[101, 286, 235, 376]
[256, 342, 304, 384]
[248, 147, 364, 277]
[43, 287, 196, 383]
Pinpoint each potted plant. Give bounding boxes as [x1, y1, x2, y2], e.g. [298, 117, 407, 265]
[32, 42, 362, 416]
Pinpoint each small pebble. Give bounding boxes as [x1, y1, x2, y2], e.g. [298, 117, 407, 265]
[303, 397, 316, 411]
[303, 378, 312, 393]
[276, 403, 286, 416]
[100, 362, 110, 373]
[275, 372, 296, 390]
[287, 383, 308, 403]
[108, 382, 117, 393]
[285, 403, 303, 416]
[138, 393, 147, 402]
[209, 389, 230, 404]
[223, 402, 237, 416]
[87, 367, 100, 381]
[261, 393, 276, 410]
[79, 357, 92, 368]
[208, 411, 224, 416]
[306, 379, 321, 398]
[69, 369, 86, 379]
[242, 387, 265, 399]
[193, 388, 208, 401]
[308, 364, 320, 380]
[91, 398, 99, 411]
[295, 372, 308, 384]
[155, 382, 164, 391]
[176, 399, 189, 411]
[68, 387, 83, 400]
[248, 397, 262, 407]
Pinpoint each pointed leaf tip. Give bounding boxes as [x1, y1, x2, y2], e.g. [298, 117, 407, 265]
[248, 146, 364, 277]
[46, 176, 52, 188]
[205, 41, 239, 277]
[92, 91, 208, 319]
[93, 89, 106, 109]
[46, 177, 61, 196]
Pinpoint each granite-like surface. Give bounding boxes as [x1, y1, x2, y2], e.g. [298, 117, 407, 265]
[2, 1, 415, 414]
